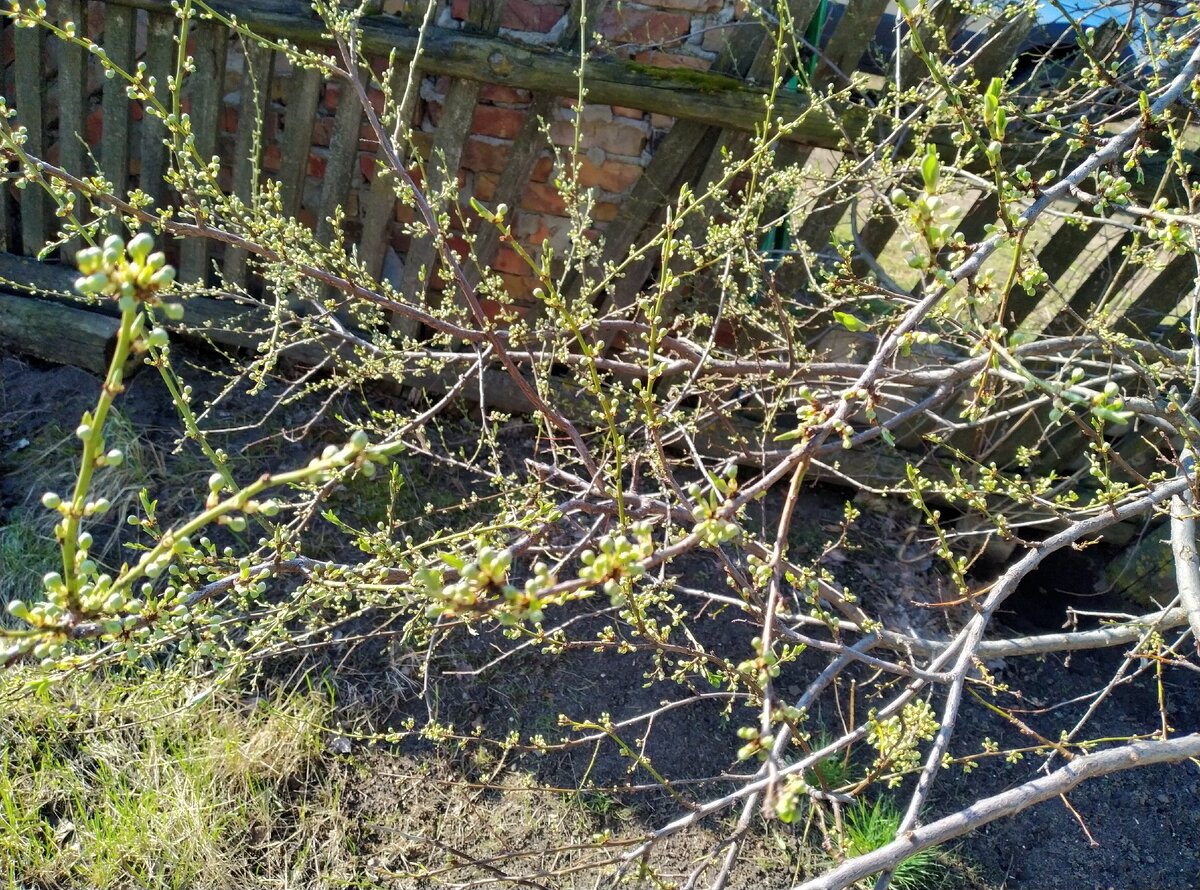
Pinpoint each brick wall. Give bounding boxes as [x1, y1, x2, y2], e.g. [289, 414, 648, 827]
[223, 0, 746, 308]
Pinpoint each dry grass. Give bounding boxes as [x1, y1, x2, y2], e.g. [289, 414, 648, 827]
[0, 673, 358, 890]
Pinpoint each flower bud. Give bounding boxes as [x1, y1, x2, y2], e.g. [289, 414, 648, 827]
[127, 232, 154, 263]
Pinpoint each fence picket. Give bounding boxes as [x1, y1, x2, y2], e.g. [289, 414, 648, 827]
[1050, 230, 1140, 333]
[467, 0, 608, 297]
[179, 20, 228, 284]
[223, 41, 275, 287]
[100, 4, 134, 236]
[140, 11, 177, 215]
[313, 67, 366, 268]
[57, 0, 88, 259]
[278, 66, 323, 220]
[396, 0, 504, 328]
[14, 22, 49, 254]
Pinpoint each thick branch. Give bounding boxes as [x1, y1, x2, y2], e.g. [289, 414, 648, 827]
[794, 734, 1200, 890]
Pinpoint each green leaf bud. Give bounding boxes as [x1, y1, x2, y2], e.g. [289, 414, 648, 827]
[76, 246, 102, 274]
[41, 491, 61, 509]
[150, 266, 176, 288]
[127, 232, 154, 263]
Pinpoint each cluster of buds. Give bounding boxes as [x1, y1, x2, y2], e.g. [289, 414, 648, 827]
[75, 233, 179, 316]
[420, 546, 555, 626]
[579, 523, 655, 605]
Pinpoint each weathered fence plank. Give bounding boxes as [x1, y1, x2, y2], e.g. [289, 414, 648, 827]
[773, 0, 893, 273]
[313, 69, 366, 266]
[223, 40, 276, 287]
[1003, 212, 1099, 327]
[278, 65, 323, 220]
[140, 10, 177, 214]
[111, 0, 854, 149]
[397, 0, 505, 328]
[179, 19, 228, 283]
[100, 4, 135, 236]
[57, 0, 89, 259]
[1121, 252, 1197, 338]
[14, 21, 49, 253]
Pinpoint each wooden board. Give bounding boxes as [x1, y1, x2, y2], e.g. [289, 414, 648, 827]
[57, 0, 89, 260]
[223, 41, 276, 287]
[140, 10, 177, 215]
[13, 22, 49, 254]
[277, 66, 323, 220]
[179, 20, 229, 284]
[100, 3, 135, 236]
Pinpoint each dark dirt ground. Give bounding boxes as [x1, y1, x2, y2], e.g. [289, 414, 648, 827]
[2, 346, 1198, 890]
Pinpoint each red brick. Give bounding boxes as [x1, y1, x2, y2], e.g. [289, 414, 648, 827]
[479, 296, 529, 322]
[323, 83, 341, 112]
[612, 105, 646, 119]
[493, 245, 530, 276]
[701, 21, 735, 53]
[597, 7, 690, 46]
[307, 151, 327, 178]
[532, 155, 554, 181]
[472, 104, 526, 140]
[521, 181, 567, 215]
[502, 0, 566, 32]
[524, 221, 552, 245]
[593, 201, 621, 222]
[634, 50, 711, 70]
[311, 116, 333, 147]
[480, 84, 531, 104]
[589, 120, 648, 156]
[451, 0, 469, 19]
[474, 171, 498, 201]
[550, 119, 648, 156]
[576, 156, 643, 193]
[262, 143, 282, 173]
[496, 272, 540, 301]
[461, 136, 512, 174]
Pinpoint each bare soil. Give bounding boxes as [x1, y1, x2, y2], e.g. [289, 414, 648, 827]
[2, 347, 1198, 890]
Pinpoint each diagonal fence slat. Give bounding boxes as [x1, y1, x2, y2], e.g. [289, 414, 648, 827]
[396, 0, 505, 328]
[466, 0, 609, 297]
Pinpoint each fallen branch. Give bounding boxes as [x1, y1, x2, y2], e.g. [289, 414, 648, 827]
[793, 733, 1200, 890]
[1170, 450, 1200, 651]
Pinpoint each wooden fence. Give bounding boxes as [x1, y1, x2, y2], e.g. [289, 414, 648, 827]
[0, 0, 1194, 510]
